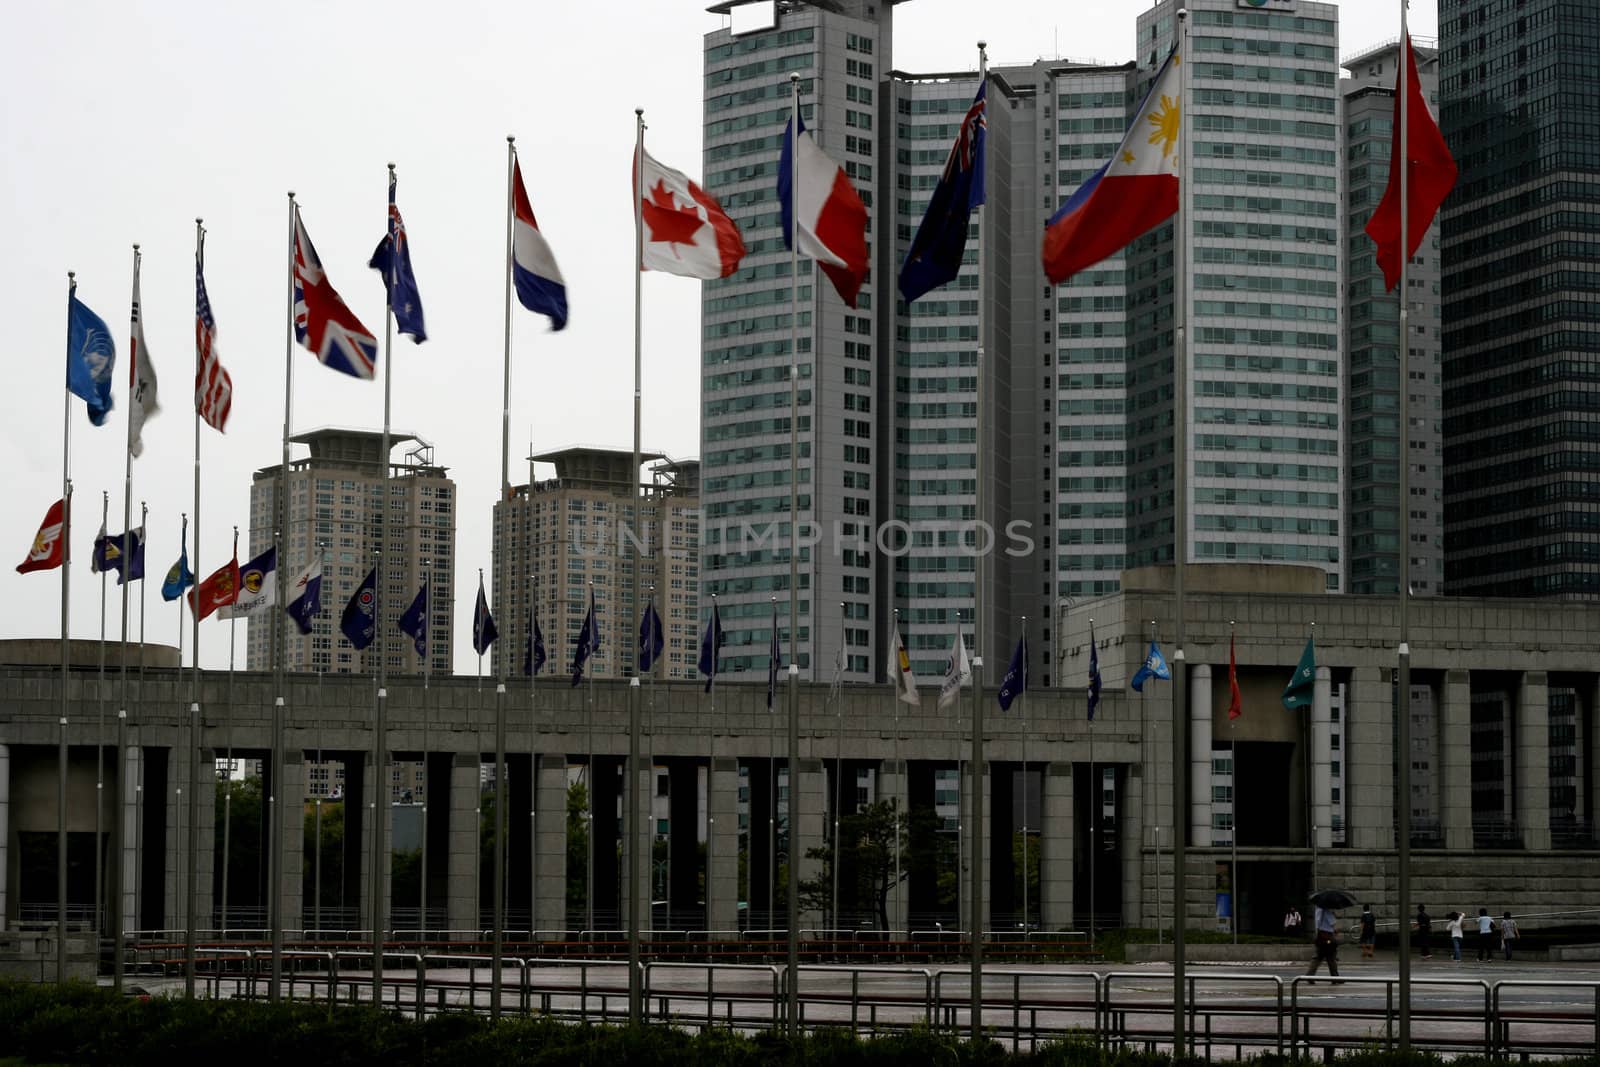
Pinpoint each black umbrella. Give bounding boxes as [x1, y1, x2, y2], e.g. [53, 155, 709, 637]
[1309, 888, 1359, 910]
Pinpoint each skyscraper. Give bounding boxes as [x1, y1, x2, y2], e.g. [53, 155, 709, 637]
[1439, 0, 1600, 597]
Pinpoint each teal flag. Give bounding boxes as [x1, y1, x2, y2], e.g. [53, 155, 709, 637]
[1282, 634, 1316, 711]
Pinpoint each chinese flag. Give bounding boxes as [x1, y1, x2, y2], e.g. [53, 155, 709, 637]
[1365, 34, 1458, 291]
[1227, 632, 1242, 721]
[187, 555, 240, 620]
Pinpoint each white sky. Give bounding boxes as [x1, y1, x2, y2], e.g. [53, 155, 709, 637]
[1, 0, 1434, 671]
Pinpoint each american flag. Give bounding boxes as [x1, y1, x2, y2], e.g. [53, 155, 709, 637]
[194, 258, 233, 432]
[294, 211, 378, 379]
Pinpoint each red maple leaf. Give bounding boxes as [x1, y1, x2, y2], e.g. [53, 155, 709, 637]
[642, 179, 704, 248]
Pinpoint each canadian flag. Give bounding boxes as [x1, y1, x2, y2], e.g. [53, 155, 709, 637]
[636, 148, 746, 280]
[16, 498, 67, 574]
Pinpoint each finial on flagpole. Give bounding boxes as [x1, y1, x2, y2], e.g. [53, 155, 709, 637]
[978, 39, 987, 50]
[287, 191, 295, 200]
[790, 72, 799, 84]
[132, 243, 140, 253]
[507, 135, 515, 145]
[387, 162, 396, 174]
[636, 107, 644, 117]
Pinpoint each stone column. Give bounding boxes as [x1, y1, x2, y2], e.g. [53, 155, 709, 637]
[1437, 670, 1473, 849]
[534, 754, 569, 933]
[621, 755, 652, 930]
[707, 756, 740, 932]
[165, 742, 216, 933]
[794, 758, 826, 928]
[1516, 671, 1551, 851]
[275, 750, 305, 935]
[1345, 667, 1394, 850]
[117, 744, 139, 936]
[958, 763, 991, 934]
[1040, 762, 1073, 930]
[878, 756, 908, 931]
[356, 751, 394, 932]
[446, 753, 480, 934]
[0, 743, 9, 927]
[1312, 666, 1332, 850]
[1191, 664, 1213, 848]
[1121, 764, 1144, 927]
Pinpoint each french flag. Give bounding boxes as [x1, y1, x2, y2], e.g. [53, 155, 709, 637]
[511, 159, 568, 331]
[779, 114, 869, 308]
[1043, 49, 1182, 285]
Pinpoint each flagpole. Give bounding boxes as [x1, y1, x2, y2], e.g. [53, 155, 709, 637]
[586, 580, 595, 935]
[189, 216, 214, 1000]
[1170, 13, 1192, 1050]
[1230, 621, 1238, 945]
[421, 560, 431, 939]
[222, 529, 238, 937]
[627, 107, 647, 1023]
[831, 602, 844, 933]
[270, 196, 299, 1003]
[1088, 619, 1096, 945]
[372, 164, 398, 1009]
[1020, 617, 1028, 934]
[1395, 13, 1416, 1051]
[474, 568, 484, 935]
[769, 596, 778, 932]
[313, 540, 327, 939]
[528, 565, 539, 937]
[95, 488, 108, 944]
[58, 270, 76, 987]
[785, 69, 803, 1034]
[891, 608, 902, 941]
[969, 40, 989, 1040]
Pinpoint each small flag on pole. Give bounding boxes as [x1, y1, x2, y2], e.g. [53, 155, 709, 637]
[1227, 631, 1243, 720]
[899, 80, 987, 304]
[285, 556, 322, 633]
[471, 573, 498, 655]
[340, 567, 377, 649]
[571, 588, 599, 687]
[1087, 624, 1103, 721]
[397, 580, 428, 657]
[1282, 633, 1316, 711]
[67, 291, 117, 426]
[195, 257, 234, 432]
[523, 607, 547, 676]
[293, 212, 379, 379]
[766, 599, 781, 712]
[188, 553, 240, 621]
[16, 499, 67, 574]
[780, 112, 870, 307]
[891, 623, 920, 707]
[94, 527, 146, 585]
[937, 626, 971, 711]
[128, 265, 160, 458]
[638, 600, 664, 673]
[161, 520, 196, 602]
[369, 169, 428, 342]
[1130, 638, 1171, 693]
[220, 547, 276, 618]
[697, 599, 725, 693]
[511, 158, 569, 330]
[637, 147, 746, 279]
[997, 632, 1028, 712]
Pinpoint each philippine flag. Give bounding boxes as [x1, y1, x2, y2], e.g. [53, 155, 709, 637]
[780, 114, 870, 307]
[1043, 48, 1182, 285]
[511, 159, 569, 330]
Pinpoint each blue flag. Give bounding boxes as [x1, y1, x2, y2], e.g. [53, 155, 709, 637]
[341, 567, 377, 650]
[766, 600, 780, 711]
[638, 600, 664, 672]
[698, 600, 725, 693]
[898, 80, 987, 304]
[997, 632, 1028, 712]
[472, 574, 497, 656]
[67, 291, 117, 426]
[1130, 638, 1171, 693]
[286, 557, 322, 635]
[571, 589, 598, 687]
[160, 519, 194, 602]
[398, 580, 428, 657]
[1087, 624, 1102, 721]
[523, 607, 547, 676]
[369, 170, 427, 343]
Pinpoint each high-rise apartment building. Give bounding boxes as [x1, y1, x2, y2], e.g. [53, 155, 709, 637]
[1439, 0, 1600, 597]
[1342, 41, 1445, 597]
[491, 448, 699, 681]
[247, 428, 455, 676]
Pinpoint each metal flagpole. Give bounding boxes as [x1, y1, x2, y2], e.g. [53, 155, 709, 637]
[831, 603, 844, 933]
[313, 540, 326, 939]
[112, 245, 143, 990]
[271, 199, 296, 1001]
[1088, 623, 1095, 944]
[969, 40, 989, 1040]
[372, 163, 399, 1009]
[628, 107, 647, 1021]
[528, 565, 539, 936]
[475, 568, 484, 933]
[1020, 616, 1028, 933]
[57, 271, 76, 987]
[420, 560, 431, 938]
[189, 215, 216, 999]
[770, 597, 778, 932]
[785, 70, 803, 1033]
[891, 609, 902, 940]
[1396, 13, 1415, 1048]
[222, 529, 238, 936]
[1230, 621, 1238, 945]
[95, 489, 107, 943]
[586, 581, 596, 934]
[491, 141, 517, 1012]
[1170, 14, 1192, 1050]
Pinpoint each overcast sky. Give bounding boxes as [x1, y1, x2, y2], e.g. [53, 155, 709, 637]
[2, 0, 1434, 672]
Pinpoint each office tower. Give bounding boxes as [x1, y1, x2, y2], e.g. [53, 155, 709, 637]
[1342, 41, 1445, 598]
[491, 447, 699, 681]
[247, 428, 455, 676]
[1439, 0, 1600, 597]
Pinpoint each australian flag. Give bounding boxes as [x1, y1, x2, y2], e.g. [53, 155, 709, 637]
[293, 211, 378, 379]
[340, 567, 377, 649]
[523, 607, 547, 676]
[67, 290, 117, 426]
[638, 600, 664, 673]
[369, 170, 427, 343]
[398, 580, 428, 658]
[571, 589, 599, 687]
[472, 574, 498, 656]
[697, 600, 725, 694]
[898, 80, 987, 304]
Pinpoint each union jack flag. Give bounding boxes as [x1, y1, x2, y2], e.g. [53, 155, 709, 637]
[194, 257, 233, 432]
[293, 211, 378, 380]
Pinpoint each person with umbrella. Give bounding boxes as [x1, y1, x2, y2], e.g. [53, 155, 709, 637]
[1305, 889, 1354, 980]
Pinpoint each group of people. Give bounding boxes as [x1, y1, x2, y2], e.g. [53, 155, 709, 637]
[1286, 901, 1522, 978]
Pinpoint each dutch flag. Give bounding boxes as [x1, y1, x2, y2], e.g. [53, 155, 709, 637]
[511, 159, 568, 331]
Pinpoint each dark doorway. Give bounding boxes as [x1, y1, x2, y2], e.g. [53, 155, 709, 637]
[1074, 763, 1123, 930]
[1234, 742, 1294, 847]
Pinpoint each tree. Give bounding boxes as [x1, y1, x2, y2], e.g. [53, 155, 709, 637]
[799, 800, 908, 930]
[566, 780, 589, 911]
[215, 776, 263, 915]
[302, 796, 345, 913]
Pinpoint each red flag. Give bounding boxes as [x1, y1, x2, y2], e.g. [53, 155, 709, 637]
[1227, 631, 1242, 721]
[187, 554, 241, 620]
[1364, 35, 1457, 291]
[16, 498, 67, 574]
[636, 147, 746, 280]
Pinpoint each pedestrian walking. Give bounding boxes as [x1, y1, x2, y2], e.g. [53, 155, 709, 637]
[1284, 905, 1303, 940]
[1306, 904, 1342, 980]
[1476, 908, 1495, 962]
[1500, 912, 1519, 961]
[1359, 904, 1377, 959]
[1414, 904, 1433, 959]
[1446, 910, 1465, 962]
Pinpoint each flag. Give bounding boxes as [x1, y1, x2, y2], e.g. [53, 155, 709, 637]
[160, 519, 195, 602]
[194, 257, 233, 432]
[780, 112, 870, 307]
[128, 267, 160, 458]
[1087, 624, 1102, 721]
[697, 600, 725, 693]
[67, 292, 117, 426]
[341, 567, 377, 649]
[16, 498, 67, 574]
[571, 589, 599, 687]
[1227, 631, 1242, 721]
[766, 600, 781, 712]
[1365, 34, 1458, 291]
[637, 147, 746, 279]
[937, 627, 971, 711]
[827, 636, 845, 704]
[891, 623, 919, 707]
[1043, 48, 1182, 285]
[94, 527, 146, 585]
[638, 600, 664, 673]
[90, 519, 109, 574]
[511, 159, 569, 330]
[471, 574, 497, 656]
[899, 80, 987, 303]
[293, 212, 379, 379]
[188, 553, 240, 621]
[523, 607, 547, 676]
[1283, 634, 1316, 711]
[220, 547, 276, 618]
[369, 170, 427, 342]
[397, 580, 428, 657]
[997, 633, 1028, 712]
[1130, 638, 1171, 693]
[285, 556, 322, 634]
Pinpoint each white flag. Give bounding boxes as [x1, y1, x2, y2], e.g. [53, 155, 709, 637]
[892, 624, 920, 707]
[220, 548, 276, 619]
[937, 627, 971, 710]
[128, 266, 160, 458]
